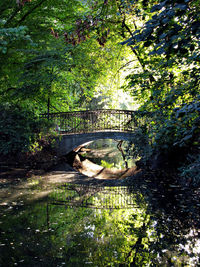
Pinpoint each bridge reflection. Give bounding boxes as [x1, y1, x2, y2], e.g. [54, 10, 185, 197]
[48, 184, 140, 209]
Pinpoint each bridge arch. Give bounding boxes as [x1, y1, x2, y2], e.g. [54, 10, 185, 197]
[56, 131, 136, 156]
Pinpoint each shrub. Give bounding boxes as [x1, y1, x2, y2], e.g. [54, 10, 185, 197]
[0, 104, 52, 155]
[179, 154, 200, 186]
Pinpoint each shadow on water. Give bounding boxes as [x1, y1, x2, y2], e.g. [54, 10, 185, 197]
[0, 175, 200, 266]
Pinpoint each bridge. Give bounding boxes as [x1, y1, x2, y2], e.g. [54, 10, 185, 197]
[40, 109, 149, 155]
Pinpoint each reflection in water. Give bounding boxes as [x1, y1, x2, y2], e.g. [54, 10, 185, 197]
[49, 184, 139, 209]
[0, 181, 200, 266]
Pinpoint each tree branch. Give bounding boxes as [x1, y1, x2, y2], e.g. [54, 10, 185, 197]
[117, 140, 128, 168]
[5, 6, 23, 27]
[15, 0, 47, 26]
[118, 60, 137, 70]
[122, 18, 156, 83]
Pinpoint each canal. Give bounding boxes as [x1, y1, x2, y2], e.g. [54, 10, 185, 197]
[0, 140, 199, 266]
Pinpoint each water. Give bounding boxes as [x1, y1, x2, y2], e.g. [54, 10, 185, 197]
[0, 175, 200, 266]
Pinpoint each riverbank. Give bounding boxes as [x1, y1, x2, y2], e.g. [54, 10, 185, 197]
[0, 145, 140, 186]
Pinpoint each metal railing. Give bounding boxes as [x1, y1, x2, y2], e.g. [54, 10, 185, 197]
[40, 109, 149, 134]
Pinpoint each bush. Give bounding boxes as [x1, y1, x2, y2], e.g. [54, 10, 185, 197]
[154, 99, 200, 151]
[131, 99, 200, 169]
[0, 104, 52, 155]
[179, 154, 200, 186]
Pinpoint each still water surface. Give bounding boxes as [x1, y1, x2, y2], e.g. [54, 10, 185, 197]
[0, 179, 199, 266]
[0, 140, 200, 266]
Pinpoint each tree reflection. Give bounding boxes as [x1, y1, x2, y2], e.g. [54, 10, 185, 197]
[125, 173, 200, 266]
[46, 183, 200, 266]
[0, 179, 199, 266]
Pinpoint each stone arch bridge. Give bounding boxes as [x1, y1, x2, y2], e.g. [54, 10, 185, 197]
[40, 109, 149, 155]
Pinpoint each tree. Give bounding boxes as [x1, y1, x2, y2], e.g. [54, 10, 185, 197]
[0, 0, 129, 113]
[118, 0, 200, 161]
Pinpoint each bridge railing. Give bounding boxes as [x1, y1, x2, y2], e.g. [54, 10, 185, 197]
[40, 109, 149, 134]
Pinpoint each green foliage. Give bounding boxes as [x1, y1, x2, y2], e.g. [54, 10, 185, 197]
[124, 131, 151, 165]
[0, 104, 51, 155]
[0, 0, 128, 113]
[0, 0, 133, 158]
[119, 0, 200, 173]
[100, 159, 114, 169]
[154, 99, 200, 149]
[179, 154, 200, 186]
[0, 24, 32, 54]
[123, 0, 200, 59]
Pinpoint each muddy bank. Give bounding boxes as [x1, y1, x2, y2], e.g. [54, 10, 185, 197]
[0, 148, 141, 191]
[0, 146, 182, 189]
[0, 147, 59, 180]
[66, 151, 140, 179]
